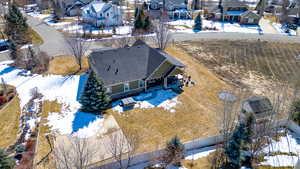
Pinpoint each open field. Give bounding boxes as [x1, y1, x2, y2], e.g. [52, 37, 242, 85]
[177, 40, 300, 98]
[34, 100, 61, 169]
[0, 95, 20, 148]
[110, 46, 233, 153]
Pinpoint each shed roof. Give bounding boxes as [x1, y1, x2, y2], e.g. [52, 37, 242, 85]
[243, 97, 273, 114]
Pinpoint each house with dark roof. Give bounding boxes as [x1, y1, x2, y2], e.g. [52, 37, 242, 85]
[240, 97, 275, 122]
[89, 40, 185, 100]
[206, 0, 261, 24]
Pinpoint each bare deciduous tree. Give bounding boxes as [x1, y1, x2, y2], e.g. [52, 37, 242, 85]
[112, 36, 132, 48]
[152, 20, 171, 50]
[54, 137, 94, 169]
[65, 34, 90, 71]
[107, 128, 140, 169]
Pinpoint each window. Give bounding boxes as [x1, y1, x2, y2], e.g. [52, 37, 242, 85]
[106, 87, 112, 94]
[124, 83, 129, 92]
[248, 18, 254, 23]
[100, 13, 102, 17]
[107, 13, 109, 17]
[139, 80, 144, 88]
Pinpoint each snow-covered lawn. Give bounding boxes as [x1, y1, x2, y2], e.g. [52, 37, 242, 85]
[168, 19, 262, 34]
[63, 23, 132, 35]
[260, 131, 300, 167]
[185, 146, 216, 160]
[272, 23, 297, 36]
[0, 61, 105, 138]
[27, 12, 53, 20]
[112, 88, 181, 113]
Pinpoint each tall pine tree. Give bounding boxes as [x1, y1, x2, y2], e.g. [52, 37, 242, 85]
[193, 13, 202, 31]
[0, 149, 15, 169]
[80, 71, 111, 114]
[224, 123, 246, 168]
[5, 4, 30, 46]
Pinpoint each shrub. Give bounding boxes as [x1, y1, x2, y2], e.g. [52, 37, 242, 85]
[291, 99, 300, 125]
[160, 136, 185, 167]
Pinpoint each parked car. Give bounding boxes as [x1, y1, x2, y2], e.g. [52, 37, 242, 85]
[0, 40, 9, 52]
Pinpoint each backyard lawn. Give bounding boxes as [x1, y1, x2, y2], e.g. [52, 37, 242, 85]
[46, 56, 89, 75]
[110, 45, 233, 153]
[34, 100, 62, 169]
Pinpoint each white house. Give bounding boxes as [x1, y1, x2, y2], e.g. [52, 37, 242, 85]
[82, 1, 122, 27]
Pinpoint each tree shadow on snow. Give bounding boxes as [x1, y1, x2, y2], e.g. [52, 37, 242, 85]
[72, 111, 102, 133]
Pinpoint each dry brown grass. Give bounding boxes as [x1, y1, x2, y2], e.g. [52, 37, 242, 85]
[28, 28, 44, 45]
[0, 95, 20, 149]
[110, 45, 232, 153]
[46, 56, 89, 75]
[34, 100, 62, 169]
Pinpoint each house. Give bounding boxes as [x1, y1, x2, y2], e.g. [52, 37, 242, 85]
[206, 0, 261, 24]
[56, 0, 93, 16]
[81, 1, 122, 27]
[148, 0, 191, 19]
[240, 97, 275, 122]
[88, 40, 185, 100]
[149, 0, 187, 11]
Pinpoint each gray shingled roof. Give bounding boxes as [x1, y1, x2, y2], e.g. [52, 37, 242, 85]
[244, 97, 273, 114]
[89, 40, 185, 86]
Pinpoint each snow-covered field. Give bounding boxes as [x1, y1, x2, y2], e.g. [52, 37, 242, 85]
[261, 131, 300, 167]
[27, 12, 53, 20]
[168, 19, 262, 34]
[0, 61, 105, 138]
[112, 88, 181, 113]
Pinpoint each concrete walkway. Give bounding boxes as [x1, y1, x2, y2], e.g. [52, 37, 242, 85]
[259, 18, 279, 34]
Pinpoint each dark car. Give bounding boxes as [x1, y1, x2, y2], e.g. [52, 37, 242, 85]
[0, 40, 9, 52]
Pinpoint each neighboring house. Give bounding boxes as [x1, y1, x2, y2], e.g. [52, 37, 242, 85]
[206, 0, 261, 24]
[149, 0, 188, 11]
[88, 40, 185, 100]
[56, 0, 92, 16]
[240, 97, 275, 122]
[149, 0, 191, 19]
[82, 1, 122, 27]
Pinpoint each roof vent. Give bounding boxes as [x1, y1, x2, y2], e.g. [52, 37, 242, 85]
[115, 68, 118, 75]
[106, 65, 111, 71]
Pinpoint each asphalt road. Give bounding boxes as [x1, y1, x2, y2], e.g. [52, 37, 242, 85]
[2, 14, 300, 61]
[171, 32, 300, 43]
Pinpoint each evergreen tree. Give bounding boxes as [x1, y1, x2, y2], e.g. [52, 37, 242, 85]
[143, 16, 151, 31]
[162, 136, 185, 167]
[134, 8, 145, 30]
[80, 71, 111, 114]
[243, 113, 254, 144]
[4, 4, 30, 46]
[8, 39, 20, 60]
[0, 149, 15, 169]
[193, 13, 202, 31]
[224, 124, 246, 168]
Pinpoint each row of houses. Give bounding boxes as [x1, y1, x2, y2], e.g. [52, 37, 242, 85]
[39, 0, 261, 26]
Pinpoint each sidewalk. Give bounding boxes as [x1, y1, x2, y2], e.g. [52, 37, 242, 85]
[259, 17, 279, 34]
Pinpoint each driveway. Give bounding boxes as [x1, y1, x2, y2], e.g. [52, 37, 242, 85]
[259, 18, 279, 34]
